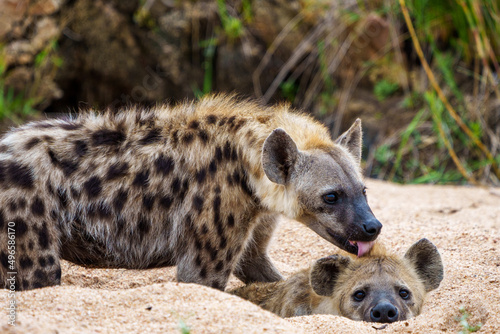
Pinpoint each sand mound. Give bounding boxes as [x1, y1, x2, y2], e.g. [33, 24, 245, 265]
[2, 180, 499, 333]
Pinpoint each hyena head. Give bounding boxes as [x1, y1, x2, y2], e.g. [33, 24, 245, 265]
[262, 119, 382, 256]
[309, 239, 444, 323]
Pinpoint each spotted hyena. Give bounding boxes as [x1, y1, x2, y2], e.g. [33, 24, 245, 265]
[231, 239, 444, 322]
[0, 95, 381, 291]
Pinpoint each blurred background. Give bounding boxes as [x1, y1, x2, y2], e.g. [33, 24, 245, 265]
[1, 0, 500, 185]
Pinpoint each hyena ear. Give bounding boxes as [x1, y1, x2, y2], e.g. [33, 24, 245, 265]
[335, 118, 362, 165]
[404, 238, 444, 292]
[262, 128, 299, 185]
[310, 254, 351, 296]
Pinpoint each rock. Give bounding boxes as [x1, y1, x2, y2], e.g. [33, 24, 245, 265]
[28, 0, 64, 16]
[0, 0, 29, 39]
[32, 17, 60, 51]
[5, 40, 35, 66]
[4, 66, 33, 91]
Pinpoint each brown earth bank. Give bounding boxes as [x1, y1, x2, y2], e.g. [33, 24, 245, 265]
[1, 179, 499, 333]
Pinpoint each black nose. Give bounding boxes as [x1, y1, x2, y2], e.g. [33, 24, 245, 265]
[363, 219, 382, 237]
[370, 302, 399, 323]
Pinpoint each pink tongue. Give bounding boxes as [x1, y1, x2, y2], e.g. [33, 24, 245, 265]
[356, 241, 375, 257]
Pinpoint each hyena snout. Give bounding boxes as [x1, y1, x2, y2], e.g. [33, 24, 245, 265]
[370, 301, 399, 323]
[362, 218, 382, 238]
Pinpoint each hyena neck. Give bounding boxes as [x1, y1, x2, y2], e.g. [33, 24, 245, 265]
[252, 176, 300, 217]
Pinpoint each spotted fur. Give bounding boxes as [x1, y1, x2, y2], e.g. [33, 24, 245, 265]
[0, 95, 380, 291]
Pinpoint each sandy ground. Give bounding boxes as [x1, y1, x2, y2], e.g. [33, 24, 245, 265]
[1, 179, 499, 333]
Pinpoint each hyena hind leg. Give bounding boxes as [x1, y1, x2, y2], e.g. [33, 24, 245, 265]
[234, 213, 283, 284]
[1, 219, 62, 290]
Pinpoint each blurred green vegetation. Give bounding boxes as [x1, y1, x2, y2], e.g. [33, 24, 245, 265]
[2, 0, 500, 185]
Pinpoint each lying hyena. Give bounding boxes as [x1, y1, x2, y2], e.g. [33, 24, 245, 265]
[0, 95, 382, 291]
[231, 239, 444, 323]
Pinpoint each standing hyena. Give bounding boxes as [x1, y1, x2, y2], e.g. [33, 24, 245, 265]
[231, 239, 444, 322]
[0, 95, 381, 291]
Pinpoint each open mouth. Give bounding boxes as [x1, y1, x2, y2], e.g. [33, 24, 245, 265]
[326, 228, 375, 257]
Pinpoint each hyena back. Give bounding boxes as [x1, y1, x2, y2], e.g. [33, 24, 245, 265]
[231, 239, 444, 322]
[0, 95, 381, 290]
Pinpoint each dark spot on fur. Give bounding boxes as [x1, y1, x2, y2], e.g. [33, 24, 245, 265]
[25, 137, 41, 150]
[198, 130, 209, 144]
[226, 249, 233, 263]
[200, 266, 207, 278]
[227, 214, 235, 227]
[113, 189, 128, 213]
[227, 116, 236, 128]
[8, 200, 17, 212]
[137, 217, 151, 236]
[211, 280, 223, 290]
[83, 176, 102, 198]
[215, 261, 224, 272]
[194, 238, 202, 251]
[205, 241, 218, 261]
[42, 135, 54, 143]
[206, 115, 217, 124]
[215, 146, 223, 162]
[70, 186, 80, 199]
[223, 142, 232, 160]
[218, 117, 227, 126]
[50, 210, 58, 220]
[257, 116, 271, 123]
[0, 252, 8, 268]
[8, 162, 34, 189]
[240, 170, 255, 198]
[188, 120, 199, 129]
[34, 269, 48, 282]
[38, 223, 50, 249]
[231, 147, 238, 161]
[0, 144, 9, 153]
[201, 224, 208, 234]
[133, 170, 149, 188]
[179, 179, 189, 201]
[91, 129, 126, 146]
[31, 197, 45, 216]
[193, 195, 204, 214]
[139, 128, 162, 145]
[15, 218, 28, 237]
[159, 195, 173, 211]
[54, 267, 62, 281]
[74, 140, 88, 157]
[195, 255, 202, 266]
[47, 255, 55, 266]
[171, 178, 181, 194]
[20, 256, 34, 269]
[48, 150, 79, 176]
[209, 158, 217, 175]
[232, 170, 241, 185]
[18, 198, 26, 210]
[106, 162, 129, 180]
[142, 194, 156, 211]
[219, 235, 227, 249]
[171, 130, 179, 146]
[0, 210, 4, 229]
[60, 122, 82, 130]
[97, 203, 112, 218]
[181, 132, 194, 145]
[226, 174, 233, 186]
[38, 256, 47, 267]
[233, 119, 246, 132]
[0, 162, 6, 183]
[155, 155, 175, 176]
[196, 168, 207, 184]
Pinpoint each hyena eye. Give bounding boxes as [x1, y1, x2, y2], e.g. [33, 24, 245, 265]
[353, 290, 366, 301]
[323, 192, 339, 204]
[362, 187, 367, 195]
[399, 289, 410, 299]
